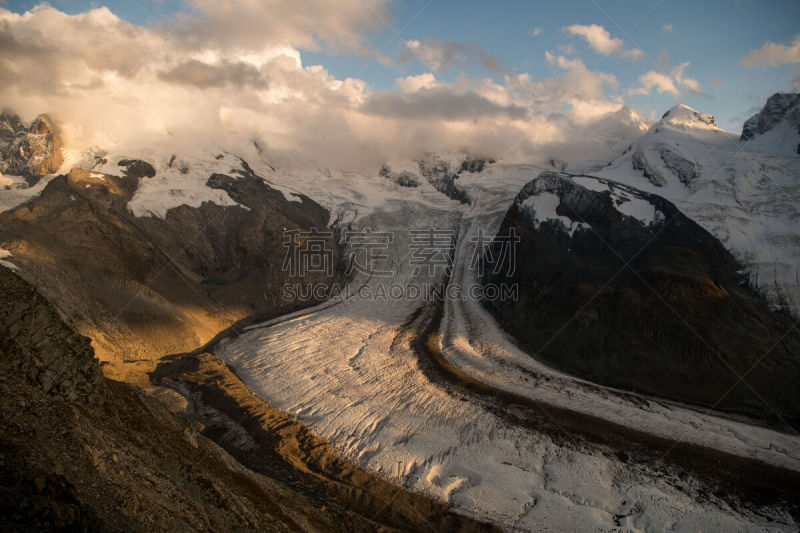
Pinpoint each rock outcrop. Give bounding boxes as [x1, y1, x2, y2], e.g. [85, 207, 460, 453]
[0, 112, 63, 183]
[631, 146, 666, 186]
[658, 147, 699, 185]
[484, 172, 800, 428]
[417, 157, 471, 204]
[379, 165, 420, 187]
[741, 92, 800, 141]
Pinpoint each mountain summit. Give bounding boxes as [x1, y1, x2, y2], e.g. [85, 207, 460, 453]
[659, 104, 719, 130]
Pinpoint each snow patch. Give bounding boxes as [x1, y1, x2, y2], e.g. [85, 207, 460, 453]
[521, 192, 590, 235]
[572, 175, 658, 224]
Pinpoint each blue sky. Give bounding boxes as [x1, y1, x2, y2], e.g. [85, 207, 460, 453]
[303, 0, 800, 128]
[5, 0, 800, 131]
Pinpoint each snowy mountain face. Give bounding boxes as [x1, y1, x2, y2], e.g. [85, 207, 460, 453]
[741, 92, 800, 156]
[597, 95, 800, 319]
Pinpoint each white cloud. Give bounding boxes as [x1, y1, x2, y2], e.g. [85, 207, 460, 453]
[529, 27, 542, 37]
[670, 61, 700, 92]
[741, 34, 800, 67]
[629, 71, 678, 96]
[525, 53, 621, 121]
[661, 23, 673, 33]
[564, 24, 645, 60]
[556, 42, 576, 55]
[395, 72, 440, 93]
[628, 61, 701, 97]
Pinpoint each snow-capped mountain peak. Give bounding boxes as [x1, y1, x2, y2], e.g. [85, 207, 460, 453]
[607, 106, 650, 130]
[658, 104, 719, 131]
[598, 93, 800, 320]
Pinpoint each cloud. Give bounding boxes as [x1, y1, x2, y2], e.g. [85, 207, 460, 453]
[529, 28, 542, 37]
[629, 71, 678, 96]
[158, 59, 269, 89]
[0, 4, 649, 169]
[361, 88, 529, 120]
[0, 5, 159, 91]
[661, 23, 673, 33]
[628, 61, 701, 96]
[511, 53, 621, 121]
[398, 39, 506, 74]
[394, 72, 440, 93]
[792, 74, 800, 91]
[170, 0, 391, 54]
[741, 34, 800, 67]
[556, 42, 576, 55]
[670, 61, 701, 92]
[564, 24, 645, 60]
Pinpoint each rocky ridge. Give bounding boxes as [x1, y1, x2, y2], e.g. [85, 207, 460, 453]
[0, 111, 63, 185]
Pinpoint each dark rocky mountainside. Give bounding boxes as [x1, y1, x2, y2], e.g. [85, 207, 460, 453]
[0, 266, 337, 531]
[0, 157, 340, 377]
[484, 172, 800, 428]
[0, 111, 63, 184]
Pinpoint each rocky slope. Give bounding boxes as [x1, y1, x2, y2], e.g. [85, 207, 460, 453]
[483, 171, 800, 428]
[0, 266, 338, 531]
[0, 154, 340, 380]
